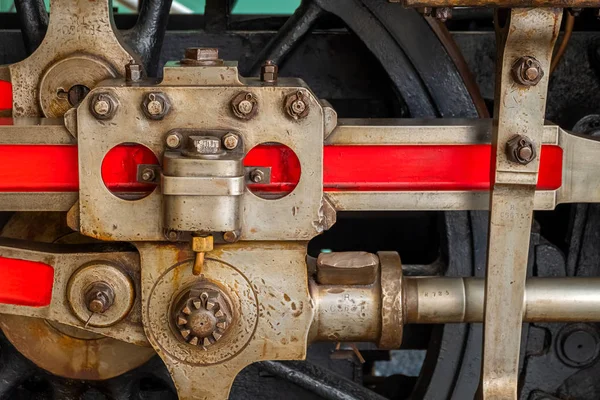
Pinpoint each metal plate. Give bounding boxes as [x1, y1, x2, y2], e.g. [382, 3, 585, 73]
[77, 79, 325, 241]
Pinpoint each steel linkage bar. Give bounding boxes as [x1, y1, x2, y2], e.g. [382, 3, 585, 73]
[481, 8, 562, 400]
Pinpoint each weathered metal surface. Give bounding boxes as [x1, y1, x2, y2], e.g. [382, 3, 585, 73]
[76, 77, 328, 242]
[137, 241, 314, 399]
[10, 0, 137, 117]
[482, 8, 562, 400]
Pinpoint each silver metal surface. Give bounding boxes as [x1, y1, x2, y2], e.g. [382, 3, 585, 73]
[482, 8, 562, 400]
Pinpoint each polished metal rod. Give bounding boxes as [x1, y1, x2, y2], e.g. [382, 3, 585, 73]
[404, 277, 600, 324]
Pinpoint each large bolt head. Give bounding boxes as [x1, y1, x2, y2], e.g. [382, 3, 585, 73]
[125, 61, 142, 82]
[285, 91, 310, 120]
[182, 47, 223, 66]
[512, 56, 544, 86]
[222, 133, 240, 150]
[173, 286, 233, 348]
[90, 92, 118, 120]
[505, 135, 536, 165]
[231, 92, 258, 120]
[85, 282, 115, 314]
[141, 92, 170, 120]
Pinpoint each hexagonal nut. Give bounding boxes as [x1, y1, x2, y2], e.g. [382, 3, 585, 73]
[125, 62, 143, 82]
[506, 134, 536, 165]
[181, 47, 223, 66]
[222, 133, 240, 150]
[192, 235, 214, 253]
[141, 92, 171, 120]
[89, 92, 118, 120]
[284, 91, 310, 120]
[231, 92, 258, 120]
[317, 251, 379, 285]
[511, 56, 544, 87]
[260, 61, 278, 83]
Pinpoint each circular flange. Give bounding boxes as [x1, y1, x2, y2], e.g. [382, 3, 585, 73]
[0, 315, 156, 380]
[556, 323, 600, 368]
[67, 262, 135, 327]
[146, 258, 258, 366]
[39, 54, 117, 118]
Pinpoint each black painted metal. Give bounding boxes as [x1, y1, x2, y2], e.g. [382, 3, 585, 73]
[122, 0, 173, 77]
[244, 0, 324, 77]
[14, 0, 47, 55]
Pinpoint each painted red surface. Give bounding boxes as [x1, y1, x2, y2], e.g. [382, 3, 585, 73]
[0, 257, 54, 306]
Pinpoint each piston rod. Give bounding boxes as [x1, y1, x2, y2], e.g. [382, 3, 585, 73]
[404, 277, 600, 324]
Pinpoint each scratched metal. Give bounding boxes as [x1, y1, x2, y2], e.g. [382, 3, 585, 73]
[481, 8, 562, 400]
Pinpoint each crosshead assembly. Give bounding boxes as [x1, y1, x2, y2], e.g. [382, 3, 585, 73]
[0, 0, 598, 399]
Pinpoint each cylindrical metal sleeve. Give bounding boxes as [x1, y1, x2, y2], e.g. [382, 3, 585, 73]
[405, 277, 600, 324]
[309, 281, 381, 343]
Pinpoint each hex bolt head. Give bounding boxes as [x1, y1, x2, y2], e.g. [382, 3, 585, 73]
[85, 282, 115, 314]
[231, 92, 258, 120]
[90, 92, 118, 120]
[506, 135, 536, 165]
[125, 61, 142, 82]
[181, 47, 223, 66]
[141, 168, 155, 182]
[223, 231, 239, 243]
[165, 229, 180, 242]
[512, 56, 544, 87]
[166, 132, 182, 149]
[222, 133, 240, 150]
[285, 91, 310, 120]
[433, 7, 452, 22]
[142, 92, 171, 120]
[260, 60, 278, 84]
[249, 169, 265, 183]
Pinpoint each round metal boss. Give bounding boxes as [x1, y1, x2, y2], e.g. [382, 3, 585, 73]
[67, 262, 135, 327]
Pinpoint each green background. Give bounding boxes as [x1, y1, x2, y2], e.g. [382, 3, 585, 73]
[0, 0, 300, 14]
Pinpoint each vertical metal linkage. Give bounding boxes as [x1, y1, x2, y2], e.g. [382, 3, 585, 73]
[481, 8, 562, 399]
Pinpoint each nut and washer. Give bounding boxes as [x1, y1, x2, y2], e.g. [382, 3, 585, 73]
[249, 169, 265, 183]
[142, 92, 171, 120]
[512, 56, 544, 87]
[181, 47, 224, 66]
[231, 92, 258, 120]
[141, 168, 156, 182]
[85, 282, 115, 314]
[285, 91, 310, 120]
[222, 133, 240, 150]
[223, 231, 239, 243]
[506, 135, 536, 165]
[260, 60, 278, 84]
[90, 92, 118, 120]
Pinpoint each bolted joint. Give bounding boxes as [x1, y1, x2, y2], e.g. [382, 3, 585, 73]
[222, 133, 240, 150]
[506, 135, 536, 165]
[142, 92, 171, 120]
[172, 284, 233, 348]
[85, 282, 115, 314]
[231, 92, 258, 120]
[512, 56, 544, 87]
[260, 60, 278, 84]
[249, 169, 265, 183]
[285, 91, 310, 120]
[125, 60, 143, 82]
[90, 92, 118, 120]
[181, 47, 224, 66]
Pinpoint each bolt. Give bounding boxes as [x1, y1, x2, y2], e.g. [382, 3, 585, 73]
[260, 60, 278, 84]
[558, 324, 600, 368]
[231, 92, 258, 120]
[173, 286, 232, 348]
[141, 168, 155, 182]
[512, 56, 544, 87]
[165, 229, 180, 241]
[249, 169, 265, 183]
[285, 91, 310, 120]
[181, 47, 223, 66]
[506, 135, 536, 165]
[222, 133, 240, 150]
[90, 92, 117, 120]
[125, 60, 142, 82]
[142, 92, 170, 120]
[85, 282, 115, 314]
[166, 132, 182, 149]
[223, 231, 239, 243]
